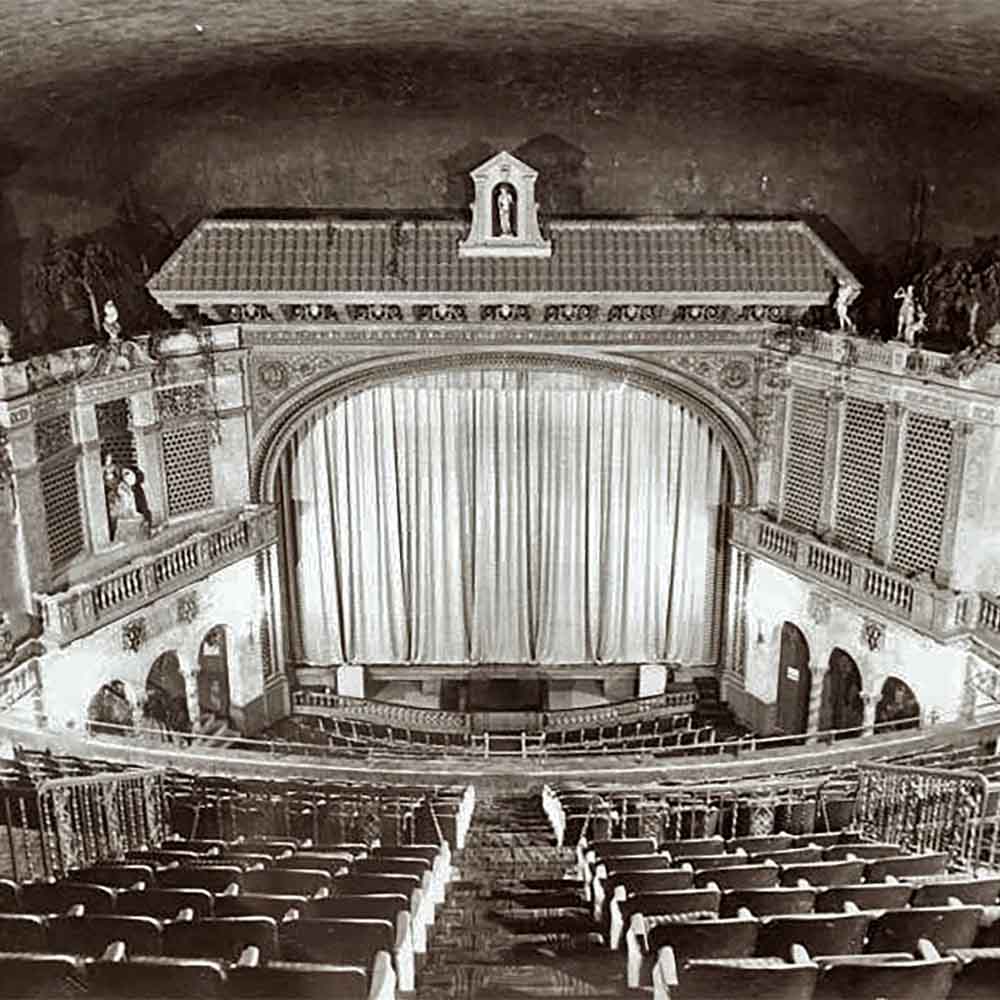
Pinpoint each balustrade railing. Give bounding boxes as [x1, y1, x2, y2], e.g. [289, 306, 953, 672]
[35, 505, 277, 646]
[853, 762, 988, 871]
[807, 544, 853, 585]
[757, 522, 799, 562]
[0, 658, 40, 712]
[980, 595, 1000, 635]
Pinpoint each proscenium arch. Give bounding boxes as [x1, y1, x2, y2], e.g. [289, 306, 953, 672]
[251, 351, 757, 506]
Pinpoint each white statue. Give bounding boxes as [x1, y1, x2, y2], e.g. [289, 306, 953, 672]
[102, 300, 122, 341]
[835, 281, 860, 332]
[894, 284, 921, 344]
[117, 468, 139, 518]
[496, 185, 514, 237]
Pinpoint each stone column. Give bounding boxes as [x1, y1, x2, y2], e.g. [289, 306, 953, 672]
[131, 389, 166, 527]
[767, 377, 792, 520]
[74, 404, 112, 552]
[179, 660, 202, 734]
[805, 666, 825, 742]
[934, 420, 974, 590]
[2, 420, 44, 609]
[862, 690, 877, 736]
[871, 402, 905, 565]
[817, 387, 846, 536]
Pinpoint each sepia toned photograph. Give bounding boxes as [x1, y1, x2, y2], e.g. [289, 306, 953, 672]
[0, 2, 998, 997]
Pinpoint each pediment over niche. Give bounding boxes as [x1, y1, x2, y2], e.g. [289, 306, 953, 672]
[458, 151, 552, 259]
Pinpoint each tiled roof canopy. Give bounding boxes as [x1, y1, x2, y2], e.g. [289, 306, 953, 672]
[149, 216, 855, 297]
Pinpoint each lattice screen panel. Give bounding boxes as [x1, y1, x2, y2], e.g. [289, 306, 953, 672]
[834, 397, 885, 554]
[40, 455, 84, 569]
[96, 398, 137, 469]
[893, 413, 952, 575]
[162, 424, 214, 517]
[782, 387, 829, 532]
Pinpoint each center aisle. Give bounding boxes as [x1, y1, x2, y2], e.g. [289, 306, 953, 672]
[417, 792, 623, 999]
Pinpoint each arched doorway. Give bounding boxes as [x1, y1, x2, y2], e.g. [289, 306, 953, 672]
[821, 648, 864, 739]
[876, 676, 921, 732]
[144, 651, 191, 735]
[198, 626, 231, 728]
[87, 679, 135, 736]
[775, 622, 811, 735]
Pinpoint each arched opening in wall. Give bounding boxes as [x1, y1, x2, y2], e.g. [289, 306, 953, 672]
[775, 622, 811, 736]
[821, 648, 864, 739]
[268, 365, 738, 679]
[86, 679, 135, 736]
[876, 676, 921, 732]
[144, 651, 191, 736]
[198, 626, 231, 730]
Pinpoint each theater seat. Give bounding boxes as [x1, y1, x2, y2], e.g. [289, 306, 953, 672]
[654, 948, 818, 1000]
[164, 915, 279, 963]
[814, 881, 914, 912]
[0, 951, 86, 998]
[117, 888, 214, 920]
[214, 891, 306, 921]
[48, 914, 162, 956]
[0, 914, 46, 953]
[756, 908, 871, 957]
[814, 939, 958, 1000]
[866, 903, 982, 953]
[721, 885, 816, 917]
[948, 945, 1000, 999]
[87, 944, 226, 998]
[20, 880, 116, 915]
[611, 885, 722, 950]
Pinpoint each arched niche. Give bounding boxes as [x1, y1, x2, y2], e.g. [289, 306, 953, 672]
[820, 647, 864, 739]
[775, 621, 811, 735]
[876, 676, 921, 732]
[198, 625, 231, 728]
[144, 651, 191, 735]
[87, 679, 135, 736]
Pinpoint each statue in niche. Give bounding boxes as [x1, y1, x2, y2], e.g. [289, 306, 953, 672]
[0, 612, 13, 662]
[103, 452, 147, 542]
[494, 183, 516, 237]
[102, 300, 122, 341]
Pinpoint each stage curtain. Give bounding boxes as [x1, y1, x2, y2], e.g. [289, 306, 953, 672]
[277, 370, 727, 666]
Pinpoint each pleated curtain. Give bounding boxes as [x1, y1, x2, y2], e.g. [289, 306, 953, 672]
[277, 370, 727, 665]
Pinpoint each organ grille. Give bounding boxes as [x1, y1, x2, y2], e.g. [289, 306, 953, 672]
[40, 454, 84, 569]
[834, 397, 885, 554]
[782, 387, 829, 532]
[162, 423, 213, 517]
[893, 413, 952, 575]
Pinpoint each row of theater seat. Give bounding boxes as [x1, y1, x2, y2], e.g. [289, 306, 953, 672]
[0, 832, 460, 997]
[582, 835, 1000, 998]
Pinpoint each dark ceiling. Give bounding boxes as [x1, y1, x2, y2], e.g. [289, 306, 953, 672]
[2, 2, 1000, 266]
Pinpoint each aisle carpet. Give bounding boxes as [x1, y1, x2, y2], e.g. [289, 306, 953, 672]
[416, 793, 625, 999]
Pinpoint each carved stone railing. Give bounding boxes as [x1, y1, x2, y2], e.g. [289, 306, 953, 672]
[0, 658, 41, 712]
[542, 686, 697, 730]
[36, 505, 278, 646]
[853, 762, 988, 871]
[732, 507, 972, 639]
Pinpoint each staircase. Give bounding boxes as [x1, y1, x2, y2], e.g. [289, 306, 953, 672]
[691, 674, 749, 741]
[417, 792, 623, 999]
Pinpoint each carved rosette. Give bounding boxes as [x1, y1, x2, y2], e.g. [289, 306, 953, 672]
[543, 304, 600, 323]
[861, 619, 885, 652]
[177, 592, 200, 625]
[121, 618, 147, 654]
[480, 304, 531, 322]
[807, 591, 833, 626]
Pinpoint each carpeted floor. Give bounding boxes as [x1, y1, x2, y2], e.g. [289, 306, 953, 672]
[417, 793, 625, 1000]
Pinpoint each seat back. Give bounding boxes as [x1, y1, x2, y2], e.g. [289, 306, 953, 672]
[721, 887, 816, 918]
[867, 906, 982, 953]
[823, 843, 900, 862]
[117, 888, 214, 920]
[749, 846, 823, 866]
[601, 855, 671, 875]
[302, 893, 408, 922]
[814, 882, 914, 912]
[660, 838, 724, 859]
[157, 866, 242, 893]
[214, 893, 306, 921]
[239, 868, 332, 897]
[87, 955, 226, 997]
[273, 853, 351, 875]
[165, 916, 279, 963]
[912, 878, 1000, 908]
[818, 955, 958, 1000]
[674, 958, 818, 1000]
[351, 857, 429, 878]
[590, 838, 657, 858]
[728, 834, 795, 856]
[48, 915, 162, 956]
[757, 912, 870, 957]
[949, 947, 1000, 1000]
[279, 917, 393, 968]
[331, 874, 418, 898]
[647, 917, 759, 962]
[226, 960, 371, 999]
[0, 882, 19, 914]
[372, 845, 438, 863]
[613, 870, 694, 895]
[70, 865, 155, 889]
[0, 952, 85, 998]
[779, 859, 865, 887]
[20, 881, 116, 915]
[866, 853, 949, 882]
[694, 864, 778, 890]
[0, 914, 46, 953]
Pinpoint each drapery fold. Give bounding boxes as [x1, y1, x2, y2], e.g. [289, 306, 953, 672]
[279, 370, 727, 666]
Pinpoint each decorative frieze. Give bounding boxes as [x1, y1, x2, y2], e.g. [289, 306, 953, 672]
[212, 304, 276, 323]
[543, 304, 600, 323]
[608, 304, 666, 323]
[156, 385, 210, 422]
[345, 304, 404, 322]
[288, 303, 341, 323]
[672, 304, 731, 323]
[413, 304, 468, 323]
[480, 304, 531, 322]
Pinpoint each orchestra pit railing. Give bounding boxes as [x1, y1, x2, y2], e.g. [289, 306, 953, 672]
[0, 767, 167, 881]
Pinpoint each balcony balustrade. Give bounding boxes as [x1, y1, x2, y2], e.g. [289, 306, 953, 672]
[732, 507, 978, 641]
[35, 504, 278, 646]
